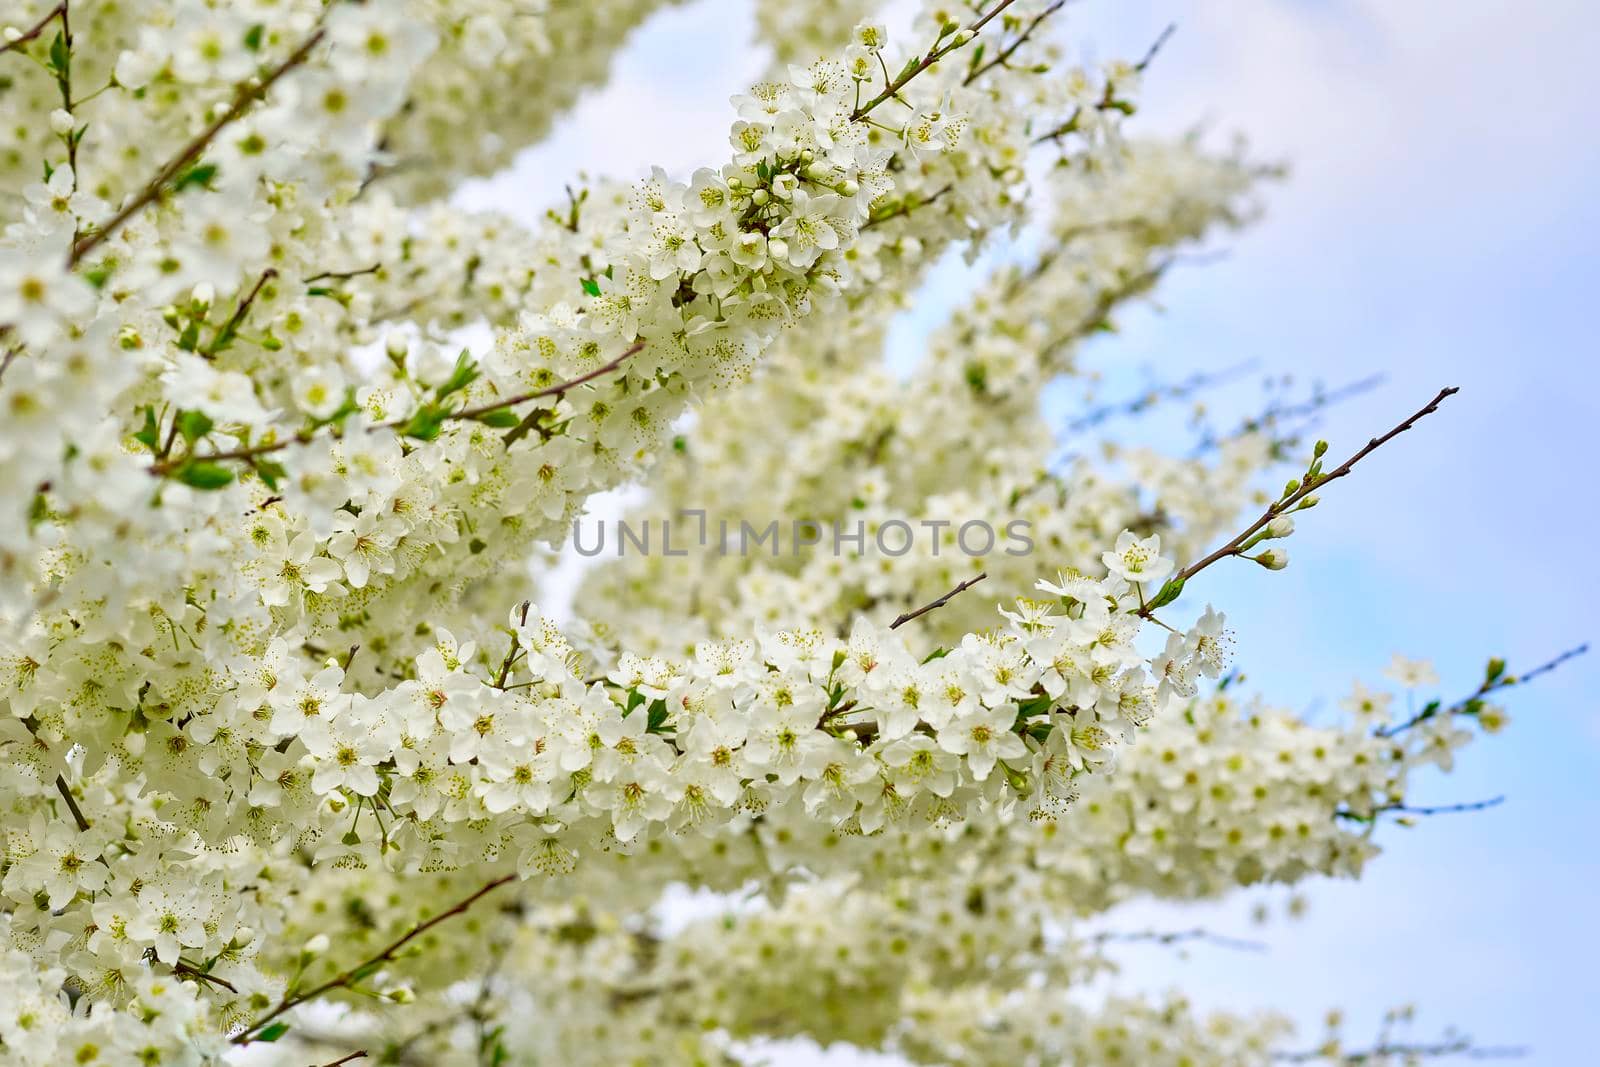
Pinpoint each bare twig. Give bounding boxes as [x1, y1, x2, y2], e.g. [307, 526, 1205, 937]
[0, 3, 65, 57]
[891, 573, 988, 629]
[317, 1053, 368, 1067]
[304, 264, 382, 284]
[1091, 927, 1267, 953]
[55, 773, 90, 832]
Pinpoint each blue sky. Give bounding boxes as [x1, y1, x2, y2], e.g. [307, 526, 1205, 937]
[462, 1, 1599, 1061]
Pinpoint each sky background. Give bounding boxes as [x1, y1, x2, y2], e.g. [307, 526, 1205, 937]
[459, 1, 1598, 1062]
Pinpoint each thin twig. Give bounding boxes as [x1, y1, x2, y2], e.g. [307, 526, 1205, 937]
[69, 28, 326, 267]
[0, 3, 65, 57]
[964, 0, 1068, 85]
[1031, 23, 1175, 145]
[149, 343, 642, 477]
[852, 0, 1020, 121]
[203, 268, 277, 357]
[173, 960, 238, 993]
[1275, 1038, 1526, 1063]
[317, 1053, 368, 1067]
[55, 774, 90, 831]
[1091, 927, 1267, 953]
[232, 874, 517, 1045]
[1376, 644, 1588, 738]
[304, 264, 382, 284]
[1140, 386, 1459, 617]
[891, 573, 988, 629]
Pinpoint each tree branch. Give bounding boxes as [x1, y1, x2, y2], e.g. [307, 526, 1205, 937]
[891, 572, 988, 629]
[1140, 386, 1459, 617]
[852, 0, 1020, 121]
[69, 27, 326, 267]
[0, 3, 65, 57]
[232, 874, 517, 1046]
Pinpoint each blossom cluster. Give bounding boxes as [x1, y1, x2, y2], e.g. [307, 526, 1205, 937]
[0, 0, 1518, 1063]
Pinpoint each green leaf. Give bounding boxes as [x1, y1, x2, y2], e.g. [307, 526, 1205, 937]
[579, 277, 601, 298]
[400, 404, 447, 442]
[434, 349, 480, 401]
[133, 406, 160, 451]
[646, 699, 671, 734]
[254, 459, 288, 491]
[348, 959, 383, 983]
[1148, 577, 1185, 610]
[48, 32, 69, 77]
[473, 409, 519, 428]
[173, 461, 235, 490]
[175, 409, 213, 445]
[172, 162, 218, 192]
[255, 1022, 290, 1043]
[243, 23, 265, 51]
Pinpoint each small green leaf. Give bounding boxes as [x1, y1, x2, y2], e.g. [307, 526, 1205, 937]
[173, 461, 234, 490]
[1148, 577, 1185, 610]
[254, 459, 288, 491]
[133, 406, 160, 451]
[400, 404, 447, 442]
[243, 23, 265, 51]
[255, 1022, 290, 1043]
[172, 162, 218, 192]
[579, 277, 601, 298]
[434, 349, 480, 401]
[175, 409, 214, 445]
[473, 409, 519, 429]
[48, 32, 69, 77]
[348, 959, 383, 983]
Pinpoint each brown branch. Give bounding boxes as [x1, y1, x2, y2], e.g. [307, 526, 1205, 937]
[1140, 386, 1459, 617]
[55, 773, 90, 831]
[232, 874, 517, 1046]
[173, 959, 238, 993]
[862, 184, 952, 229]
[0, 3, 65, 57]
[497, 341, 644, 445]
[1031, 23, 1175, 145]
[317, 1053, 368, 1067]
[203, 267, 277, 357]
[852, 0, 1020, 121]
[964, 0, 1068, 85]
[1091, 927, 1267, 953]
[304, 264, 382, 284]
[891, 572, 987, 629]
[1276, 1038, 1525, 1063]
[69, 28, 326, 267]
[1376, 644, 1588, 739]
[149, 343, 642, 477]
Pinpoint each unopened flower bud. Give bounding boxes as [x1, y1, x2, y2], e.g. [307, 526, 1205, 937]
[839, 178, 859, 196]
[190, 282, 214, 313]
[766, 237, 789, 262]
[751, 188, 769, 206]
[1252, 548, 1288, 570]
[385, 332, 409, 360]
[303, 933, 330, 956]
[1264, 516, 1295, 539]
[50, 109, 74, 136]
